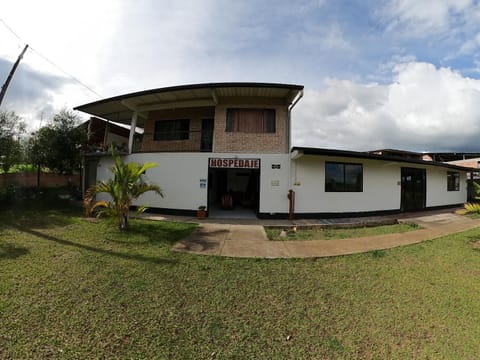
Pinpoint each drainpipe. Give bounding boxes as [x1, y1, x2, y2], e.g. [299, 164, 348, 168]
[288, 90, 303, 152]
[128, 112, 138, 154]
[286, 90, 303, 218]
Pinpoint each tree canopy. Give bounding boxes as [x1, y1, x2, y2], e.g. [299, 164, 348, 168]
[0, 110, 26, 173]
[28, 109, 87, 174]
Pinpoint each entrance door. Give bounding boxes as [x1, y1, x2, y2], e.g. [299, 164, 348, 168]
[208, 168, 260, 217]
[401, 167, 426, 212]
[201, 118, 214, 152]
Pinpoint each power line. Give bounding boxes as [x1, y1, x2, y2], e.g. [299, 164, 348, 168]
[0, 18, 102, 98]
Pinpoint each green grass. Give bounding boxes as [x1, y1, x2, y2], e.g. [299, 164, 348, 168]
[2, 204, 480, 358]
[266, 222, 420, 241]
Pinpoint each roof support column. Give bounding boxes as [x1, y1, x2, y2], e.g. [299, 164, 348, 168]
[128, 112, 138, 154]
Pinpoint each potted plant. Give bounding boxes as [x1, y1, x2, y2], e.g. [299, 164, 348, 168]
[197, 205, 207, 219]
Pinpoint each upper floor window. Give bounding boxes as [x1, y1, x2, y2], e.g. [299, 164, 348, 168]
[447, 171, 460, 191]
[226, 109, 275, 133]
[325, 162, 363, 192]
[153, 119, 190, 141]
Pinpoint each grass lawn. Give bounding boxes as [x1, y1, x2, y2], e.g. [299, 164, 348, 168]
[2, 202, 480, 358]
[266, 223, 420, 241]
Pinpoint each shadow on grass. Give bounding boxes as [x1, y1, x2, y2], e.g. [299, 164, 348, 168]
[0, 243, 29, 260]
[0, 207, 80, 231]
[13, 226, 177, 266]
[106, 220, 197, 246]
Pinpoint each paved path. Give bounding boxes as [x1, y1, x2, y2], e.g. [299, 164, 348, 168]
[171, 212, 480, 258]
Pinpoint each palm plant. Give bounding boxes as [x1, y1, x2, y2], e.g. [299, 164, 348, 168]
[84, 152, 163, 230]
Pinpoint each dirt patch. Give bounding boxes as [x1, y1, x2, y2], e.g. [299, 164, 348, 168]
[472, 240, 480, 249]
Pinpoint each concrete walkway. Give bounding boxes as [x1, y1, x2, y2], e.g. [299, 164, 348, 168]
[170, 211, 480, 258]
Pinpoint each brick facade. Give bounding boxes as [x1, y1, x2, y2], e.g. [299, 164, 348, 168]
[213, 105, 288, 154]
[140, 104, 288, 154]
[141, 107, 215, 152]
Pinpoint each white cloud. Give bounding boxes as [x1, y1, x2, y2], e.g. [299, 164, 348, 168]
[293, 61, 480, 152]
[292, 22, 353, 53]
[459, 32, 480, 54]
[381, 0, 475, 37]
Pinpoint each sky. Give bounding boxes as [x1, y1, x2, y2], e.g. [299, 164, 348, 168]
[1, 0, 480, 152]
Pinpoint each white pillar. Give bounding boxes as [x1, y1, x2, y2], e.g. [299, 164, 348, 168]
[128, 112, 138, 154]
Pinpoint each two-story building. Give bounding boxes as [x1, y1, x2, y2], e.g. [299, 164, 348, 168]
[75, 82, 470, 219]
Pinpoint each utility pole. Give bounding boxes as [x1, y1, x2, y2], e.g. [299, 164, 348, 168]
[0, 44, 28, 108]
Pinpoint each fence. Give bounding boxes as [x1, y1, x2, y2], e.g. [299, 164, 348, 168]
[0, 173, 80, 188]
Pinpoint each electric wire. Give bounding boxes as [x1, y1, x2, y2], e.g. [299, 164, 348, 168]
[0, 18, 102, 98]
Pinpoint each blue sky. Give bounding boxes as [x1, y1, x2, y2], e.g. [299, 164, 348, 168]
[1, 0, 480, 152]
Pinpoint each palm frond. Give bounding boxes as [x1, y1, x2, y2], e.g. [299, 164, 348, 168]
[83, 151, 162, 230]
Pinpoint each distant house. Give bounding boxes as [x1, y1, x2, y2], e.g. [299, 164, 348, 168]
[79, 117, 142, 193]
[74, 83, 471, 219]
[368, 149, 433, 161]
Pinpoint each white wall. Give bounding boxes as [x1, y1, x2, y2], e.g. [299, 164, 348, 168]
[426, 166, 467, 207]
[291, 155, 401, 213]
[291, 155, 467, 214]
[258, 154, 291, 214]
[94, 153, 467, 214]
[95, 152, 291, 213]
[125, 153, 209, 210]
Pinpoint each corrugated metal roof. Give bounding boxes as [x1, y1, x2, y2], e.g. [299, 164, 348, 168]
[74, 82, 304, 125]
[291, 146, 474, 172]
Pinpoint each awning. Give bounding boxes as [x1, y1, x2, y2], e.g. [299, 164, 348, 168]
[74, 82, 304, 127]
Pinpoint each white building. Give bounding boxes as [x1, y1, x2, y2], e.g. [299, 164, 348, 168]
[75, 83, 469, 219]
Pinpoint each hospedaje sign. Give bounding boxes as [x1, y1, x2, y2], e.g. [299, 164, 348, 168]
[209, 158, 260, 169]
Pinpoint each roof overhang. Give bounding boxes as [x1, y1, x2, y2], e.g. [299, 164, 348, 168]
[74, 82, 304, 126]
[291, 147, 474, 172]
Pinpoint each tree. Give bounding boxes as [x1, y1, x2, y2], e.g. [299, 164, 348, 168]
[28, 109, 87, 174]
[84, 151, 163, 231]
[0, 110, 25, 173]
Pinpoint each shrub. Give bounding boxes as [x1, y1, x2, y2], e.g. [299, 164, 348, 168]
[464, 202, 480, 214]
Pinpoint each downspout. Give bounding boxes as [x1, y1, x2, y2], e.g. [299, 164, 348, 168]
[288, 90, 303, 152]
[128, 112, 138, 154]
[286, 90, 303, 220]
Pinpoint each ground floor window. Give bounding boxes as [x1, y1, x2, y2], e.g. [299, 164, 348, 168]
[447, 171, 460, 191]
[325, 162, 363, 192]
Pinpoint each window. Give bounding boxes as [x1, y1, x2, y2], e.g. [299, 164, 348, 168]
[153, 119, 190, 141]
[325, 162, 363, 192]
[447, 171, 460, 191]
[226, 109, 275, 133]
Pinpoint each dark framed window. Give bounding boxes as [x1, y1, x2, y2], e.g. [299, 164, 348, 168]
[447, 171, 460, 191]
[226, 109, 275, 133]
[153, 119, 190, 141]
[325, 162, 363, 192]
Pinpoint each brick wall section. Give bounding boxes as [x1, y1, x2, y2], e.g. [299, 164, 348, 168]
[0, 173, 80, 188]
[140, 104, 289, 154]
[141, 107, 215, 152]
[213, 105, 288, 154]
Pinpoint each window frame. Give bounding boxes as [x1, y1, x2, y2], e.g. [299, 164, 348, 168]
[447, 171, 460, 191]
[225, 108, 276, 133]
[153, 119, 190, 141]
[325, 161, 363, 192]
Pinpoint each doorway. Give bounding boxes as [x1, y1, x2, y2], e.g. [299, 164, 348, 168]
[208, 168, 260, 218]
[201, 118, 214, 152]
[83, 157, 99, 194]
[401, 167, 426, 212]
